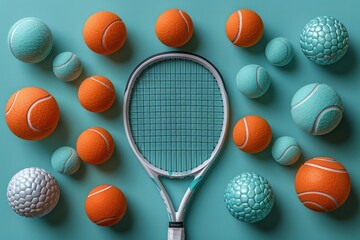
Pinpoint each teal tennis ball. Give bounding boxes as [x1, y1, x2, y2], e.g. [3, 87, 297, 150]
[236, 64, 270, 98]
[300, 16, 349, 65]
[51, 147, 81, 175]
[8, 18, 53, 63]
[265, 37, 294, 67]
[291, 83, 343, 135]
[271, 136, 301, 165]
[224, 172, 274, 223]
[53, 52, 83, 82]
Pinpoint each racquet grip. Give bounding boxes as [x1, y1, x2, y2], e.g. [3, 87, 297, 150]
[168, 222, 185, 240]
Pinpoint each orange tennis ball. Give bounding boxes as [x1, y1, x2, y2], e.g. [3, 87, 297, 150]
[85, 184, 127, 226]
[76, 127, 114, 165]
[155, 9, 194, 47]
[5, 87, 60, 140]
[226, 9, 264, 48]
[78, 76, 116, 113]
[233, 115, 272, 153]
[83, 11, 127, 55]
[295, 157, 351, 212]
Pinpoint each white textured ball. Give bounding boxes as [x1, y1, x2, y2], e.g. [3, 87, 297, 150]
[7, 167, 60, 217]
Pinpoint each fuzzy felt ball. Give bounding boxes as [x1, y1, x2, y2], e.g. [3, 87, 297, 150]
[76, 127, 114, 165]
[53, 52, 83, 82]
[265, 37, 294, 67]
[155, 9, 194, 47]
[51, 146, 81, 175]
[8, 18, 53, 63]
[5, 87, 60, 140]
[236, 64, 270, 98]
[233, 115, 272, 154]
[226, 9, 264, 48]
[85, 184, 127, 226]
[224, 172, 274, 223]
[291, 83, 343, 135]
[78, 76, 116, 113]
[83, 11, 127, 55]
[295, 157, 351, 212]
[271, 136, 301, 165]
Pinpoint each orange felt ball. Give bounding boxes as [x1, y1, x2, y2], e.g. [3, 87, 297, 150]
[83, 11, 127, 55]
[5, 87, 60, 140]
[155, 9, 194, 47]
[78, 76, 116, 113]
[76, 127, 114, 165]
[295, 157, 351, 212]
[233, 115, 272, 153]
[226, 9, 264, 48]
[85, 184, 127, 226]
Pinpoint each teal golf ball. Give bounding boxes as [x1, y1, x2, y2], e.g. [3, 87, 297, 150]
[300, 16, 349, 65]
[224, 172, 274, 223]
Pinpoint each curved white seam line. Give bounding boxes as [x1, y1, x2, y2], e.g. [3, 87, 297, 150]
[312, 105, 343, 134]
[6, 91, 20, 115]
[302, 201, 327, 211]
[312, 158, 336, 162]
[233, 10, 242, 43]
[255, 66, 262, 90]
[178, 10, 190, 34]
[276, 145, 298, 162]
[96, 216, 120, 224]
[304, 163, 347, 173]
[89, 129, 110, 151]
[102, 20, 121, 52]
[9, 18, 35, 56]
[239, 118, 249, 149]
[27, 95, 52, 132]
[88, 185, 112, 198]
[90, 77, 113, 91]
[298, 191, 339, 207]
[276, 39, 290, 65]
[63, 148, 75, 172]
[291, 84, 320, 110]
[53, 53, 75, 69]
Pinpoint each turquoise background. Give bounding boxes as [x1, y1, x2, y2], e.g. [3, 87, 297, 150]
[0, 0, 359, 239]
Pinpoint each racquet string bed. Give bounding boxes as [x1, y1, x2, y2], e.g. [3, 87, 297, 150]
[129, 58, 224, 173]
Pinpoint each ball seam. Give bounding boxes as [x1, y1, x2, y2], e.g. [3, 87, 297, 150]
[303, 201, 327, 211]
[178, 10, 190, 36]
[88, 128, 110, 152]
[255, 66, 263, 90]
[101, 19, 122, 52]
[53, 53, 75, 69]
[298, 191, 339, 207]
[88, 185, 112, 198]
[232, 10, 243, 44]
[304, 162, 347, 173]
[274, 145, 299, 162]
[238, 118, 249, 149]
[9, 18, 36, 57]
[26, 95, 53, 132]
[63, 148, 75, 173]
[5, 90, 20, 115]
[291, 83, 320, 110]
[90, 77, 114, 91]
[311, 105, 343, 134]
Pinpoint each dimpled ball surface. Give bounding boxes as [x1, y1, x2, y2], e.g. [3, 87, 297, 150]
[224, 172, 274, 223]
[300, 16, 349, 65]
[7, 167, 60, 218]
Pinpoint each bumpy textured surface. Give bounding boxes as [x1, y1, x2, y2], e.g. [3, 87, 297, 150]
[7, 168, 60, 217]
[300, 16, 349, 65]
[224, 172, 274, 223]
[265, 37, 294, 67]
[271, 136, 301, 165]
[291, 83, 343, 135]
[8, 18, 53, 63]
[53, 52, 83, 82]
[51, 146, 81, 175]
[236, 64, 270, 98]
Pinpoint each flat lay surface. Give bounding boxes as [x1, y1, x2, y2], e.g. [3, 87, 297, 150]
[0, 0, 359, 239]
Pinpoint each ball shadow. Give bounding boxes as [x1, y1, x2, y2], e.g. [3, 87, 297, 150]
[97, 146, 122, 173]
[318, 113, 352, 145]
[279, 52, 298, 72]
[71, 161, 87, 180]
[110, 202, 133, 232]
[329, 185, 359, 220]
[252, 198, 281, 231]
[41, 185, 69, 225]
[107, 34, 134, 63]
[245, 31, 270, 55]
[255, 82, 276, 105]
[102, 96, 122, 119]
[36, 40, 61, 74]
[322, 44, 357, 76]
[178, 30, 200, 53]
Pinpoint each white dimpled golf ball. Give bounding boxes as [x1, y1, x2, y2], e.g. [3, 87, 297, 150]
[7, 167, 60, 217]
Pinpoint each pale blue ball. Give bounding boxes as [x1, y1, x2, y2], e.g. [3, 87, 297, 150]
[291, 83, 343, 135]
[224, 172, 274, 223]
[271, 136, 301, 165]
[300, 16, 349, 65]
[265, 37, 294, 67]
[53, 52, 83, 82]
[51, 147, 81, 175]
[8, 18, 53, 63]
[236, 64, 270, 98]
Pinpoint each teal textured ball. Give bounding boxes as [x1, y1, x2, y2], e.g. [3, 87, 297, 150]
[291, 83, 343, 135]
[271, 136, 301, 165]
[300, 16, 349, 65]
[265, 37, 294, 67]
[53, 52, 83, 82]
[236, 64, 270, 99]
[8, 18, 53, 63]
[51, 147, 81, 175]
[224, 172, 274, 223]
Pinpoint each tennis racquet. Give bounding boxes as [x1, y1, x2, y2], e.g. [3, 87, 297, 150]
[123, 52, 229, 240]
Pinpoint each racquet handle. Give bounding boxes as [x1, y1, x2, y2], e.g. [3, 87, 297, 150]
[168, 222, 185, 240]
